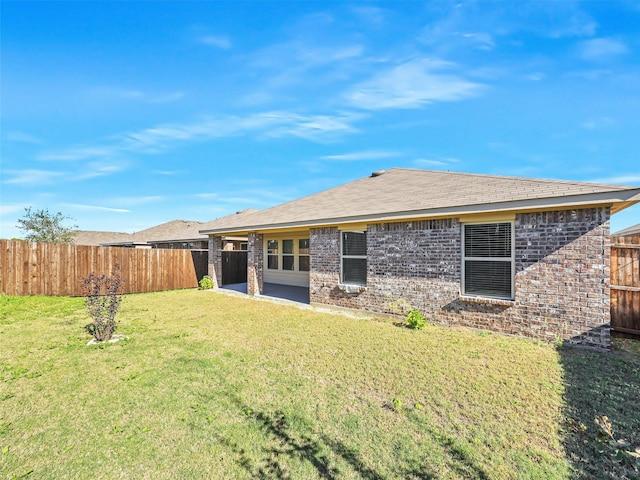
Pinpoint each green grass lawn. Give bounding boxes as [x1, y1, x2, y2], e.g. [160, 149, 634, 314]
[1, 290, 639, 479]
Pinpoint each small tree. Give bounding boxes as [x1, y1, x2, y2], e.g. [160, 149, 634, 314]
[82, 263, 123, 342]
[17, 207, 78, 244]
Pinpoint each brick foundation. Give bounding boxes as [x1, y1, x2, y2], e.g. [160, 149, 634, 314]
[309, 208, 611, 349]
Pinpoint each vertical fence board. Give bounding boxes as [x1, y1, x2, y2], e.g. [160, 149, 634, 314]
[0, 241, 5, 295]
[7, 241, 15, 295]
[0, 240, 204, 296]
[611, 238, 640, 337]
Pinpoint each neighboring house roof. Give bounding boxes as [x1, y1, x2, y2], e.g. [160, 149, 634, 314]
[137, 220, 208, 244]
[92, 220, 208, 247]
[613, 222, 640, 237]
[72, 230, 133, 246]
[200, 168, 640, 235]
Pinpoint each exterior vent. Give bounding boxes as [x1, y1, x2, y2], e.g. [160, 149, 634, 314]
[370, 170, 386, 177]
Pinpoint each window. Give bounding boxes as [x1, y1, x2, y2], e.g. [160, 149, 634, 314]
[264, 237, 310, 273]
[267, 240, 279, 270]
[282, 239, 295, 271]
[299, 239, 310, 272]
[462, 222, 514, 299]
[341, 231, 366, 286]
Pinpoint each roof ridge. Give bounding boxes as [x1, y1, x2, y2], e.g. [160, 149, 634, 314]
[386, 167, 638, 190]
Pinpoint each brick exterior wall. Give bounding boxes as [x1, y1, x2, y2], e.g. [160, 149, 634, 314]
[207, 236, 223, 287]
[247, 232, 264, 295]
[309, 208, 611, 349]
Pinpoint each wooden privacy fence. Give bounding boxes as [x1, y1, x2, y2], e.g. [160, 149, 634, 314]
[611, 234, 640, 337]
[0, 240, 209, 297]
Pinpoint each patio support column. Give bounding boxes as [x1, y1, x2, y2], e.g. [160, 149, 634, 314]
[247, 232, 264, 295]
[208, 235, 223, 287]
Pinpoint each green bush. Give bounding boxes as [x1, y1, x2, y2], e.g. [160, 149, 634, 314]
[406, 309, 427, 330]
[199, 275, 214, 290]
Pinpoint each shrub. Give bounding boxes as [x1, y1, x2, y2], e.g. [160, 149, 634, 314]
[81, 263, 123, 342]
[199, 275, 214, 290]
[406, 309, 427, 330]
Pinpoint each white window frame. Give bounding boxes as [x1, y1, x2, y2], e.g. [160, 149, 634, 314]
[340, 231, 367, 286]
[298, 238, 310, 272]
[264, 236, 310, 273]
[267, 239, 279, 270]
[461, 221, 515, 300]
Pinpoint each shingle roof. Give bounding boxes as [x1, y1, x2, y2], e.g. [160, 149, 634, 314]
[200, 168, 640, 234]
[72, 230, 133, 246]
[132, 220, 207, 243]
[613, 222, 640, 237]
[93, 220, 209, 246]
[198, 209, 260, 232]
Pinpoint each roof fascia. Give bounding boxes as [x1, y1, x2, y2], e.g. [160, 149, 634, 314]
[200, 189, 640, 236]
[146, 237, 207, 244]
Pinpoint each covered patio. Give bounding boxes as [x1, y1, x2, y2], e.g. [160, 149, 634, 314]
[220, 282, 310, 304]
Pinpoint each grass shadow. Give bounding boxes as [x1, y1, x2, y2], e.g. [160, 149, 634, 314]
[216, 393, 495, 479]
[558, 340, 640, 479]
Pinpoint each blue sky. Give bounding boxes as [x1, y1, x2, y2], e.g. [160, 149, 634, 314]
[1, 1, 639, 238]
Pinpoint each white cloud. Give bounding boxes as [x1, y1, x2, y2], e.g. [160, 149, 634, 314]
[5, 131, 42, 144]
[350, 6, 387, 25]
[417, 2, 597, 57]
[345, 58, 484, 110]
[2, 169, 65, 185]
[199, 35, 232, 49]
[581, 117, 615, 130]
[37, 111, 363, 164]
[413, 157, 460, 168]
[36, 111, 363, 164]
[38, 146, 117, 162]
[247, 41, 364, 90]
[63, 204, 130, 214]
[86, 87, 185, 104]
[125, 111, 362, 146]
[461, 32, 495, 50]
[72, 162, 126, 181]
[321, 150, 401, 161]
[525, 72, 545, 81]
[0, 205, 25, 216]
[547, 10, 597, 38]
[259, 112, 363, 141]
[580, 38, 628, 61]
[194, 186, 293, 205]
[194, 193, 219, 200]
[109, 196, 165, 207]
[148, 91, 185, 104]
[591, 175, 640, 185]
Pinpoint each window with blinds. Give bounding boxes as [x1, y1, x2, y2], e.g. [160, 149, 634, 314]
[462, 222, 514, 299]
[341, 231, 367, 286]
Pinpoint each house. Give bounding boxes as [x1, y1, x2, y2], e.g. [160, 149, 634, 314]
[142, 220, 209, 250]
[612, 222, 640, 238]
[200, 168, 640, 349]
[198, 209, 260, 251]
[72, 230, 134, 246]
[95, 220, 209, 249]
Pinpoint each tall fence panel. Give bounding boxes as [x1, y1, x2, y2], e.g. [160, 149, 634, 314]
[611, 235, 640, 337]
[221, 251, 248, 285]
[0, 240, 209, 297]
